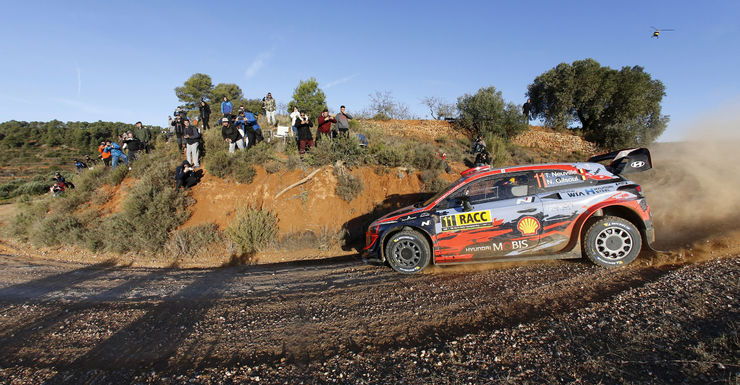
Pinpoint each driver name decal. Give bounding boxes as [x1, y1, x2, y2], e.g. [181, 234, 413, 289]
[441, 210, 493, 232]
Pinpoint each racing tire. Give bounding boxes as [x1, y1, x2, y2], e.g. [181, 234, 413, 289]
[385, 230, 431, 274]
[583, 216, 642, 267]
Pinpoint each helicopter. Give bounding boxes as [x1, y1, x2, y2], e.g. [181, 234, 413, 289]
[651, 27, 675, 38]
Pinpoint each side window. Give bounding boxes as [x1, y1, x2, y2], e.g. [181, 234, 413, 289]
[492, 174, 531, 200]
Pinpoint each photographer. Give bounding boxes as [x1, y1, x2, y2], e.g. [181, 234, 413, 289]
[174, 160, 198, 191]
[170, 115, 185, 151]
[317, 109, 336, 143]
[295, 110, 314, 155]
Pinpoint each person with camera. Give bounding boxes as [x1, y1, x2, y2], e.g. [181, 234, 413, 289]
[170, 114, 186, 151]
[335, 105, 353, 137]
[295, 110, 314, 155]
[103, 140, 128, 169]
[174, 160, 198, 191]
[182, 119, 201, 168]
[316, 109, 336, 143]
[221, 117, 245, 153]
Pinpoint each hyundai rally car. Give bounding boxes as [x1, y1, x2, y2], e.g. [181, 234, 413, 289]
[363, 148, 656, 274]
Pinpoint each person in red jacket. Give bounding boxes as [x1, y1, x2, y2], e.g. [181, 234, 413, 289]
[316, 109, 336, 143]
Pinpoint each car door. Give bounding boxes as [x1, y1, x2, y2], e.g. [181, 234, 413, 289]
[433, 172, 543, 261]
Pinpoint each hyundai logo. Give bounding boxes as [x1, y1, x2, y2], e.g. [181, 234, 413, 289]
[631, 161, 646, 168]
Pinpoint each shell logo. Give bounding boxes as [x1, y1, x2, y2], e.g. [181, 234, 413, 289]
[517, 216, 540, 235]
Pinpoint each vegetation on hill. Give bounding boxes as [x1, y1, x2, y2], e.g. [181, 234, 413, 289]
[527, 58, 668, 148]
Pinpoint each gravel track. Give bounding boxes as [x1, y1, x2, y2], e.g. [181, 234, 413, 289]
[0, 253, 737, 384]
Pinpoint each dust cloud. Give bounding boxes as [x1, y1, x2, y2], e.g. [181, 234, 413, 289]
[632, 113, 740, 260]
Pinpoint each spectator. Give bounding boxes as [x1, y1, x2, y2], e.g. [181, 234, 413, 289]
[98, 141, 111, 166]
[173, 106, 187, 119]
[52, 172, 66, 185]
[221, 96, 233, 117]
[122, 131, 143, 162]
[84, 154, 97, 167]
[335, 105, 353, 136]
[221, 117, 245, 153]
[73, 158, 87, 172]
[316, 109, 336, 143]
[263, 92, 277, 126]
[245, 110, 262, 146]
[474, 149, 490, 167]
[234, 112, 253, 149]
[104, 140, 128, 169]
[522, 98, 532, 121]
[471, 135, 486, 154]
[133, 121, 151, 154]
[183, 119, 201, 168]
[199, 99, 211, 130]
[289, 106, 301, 137]
[295, 111, 314, 155]
[175, 160, 198, 191]
[170, 115, 185, 151]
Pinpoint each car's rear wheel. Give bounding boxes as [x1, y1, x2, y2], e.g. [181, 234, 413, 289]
[385, 230, 430, 274]
[583, 216, 642, 266]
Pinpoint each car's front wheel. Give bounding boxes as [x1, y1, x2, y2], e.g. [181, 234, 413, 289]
[385, 230, 430, 274]
[583, 216, 642, 266]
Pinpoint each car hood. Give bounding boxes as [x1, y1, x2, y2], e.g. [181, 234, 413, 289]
[378, 204, 417, 222]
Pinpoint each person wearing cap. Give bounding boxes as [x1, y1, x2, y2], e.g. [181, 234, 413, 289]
[263, 92, 277, 126]
[182, 119, 201, 168]
[316, 109, 336, 143]
[295, 110, 314, 155]
[335, 105, 353, 137]
[221, 117, 244, 153]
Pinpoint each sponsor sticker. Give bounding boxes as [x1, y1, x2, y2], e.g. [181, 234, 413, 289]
[492, 239, 529, 251]
[517, 216, 540, 236]
[534, 170, 586, 188]
[441, 210, 493, 232]
[564, 186, 613, 198]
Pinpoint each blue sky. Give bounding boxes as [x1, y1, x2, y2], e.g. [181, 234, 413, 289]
[0, 0, 738, 141]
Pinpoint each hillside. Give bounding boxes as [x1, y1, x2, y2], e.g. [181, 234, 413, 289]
[3, 121, 601, 267]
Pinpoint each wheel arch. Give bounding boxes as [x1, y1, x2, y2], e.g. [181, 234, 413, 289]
[575, 203, 648, 248]
[380, 225, 435, 264]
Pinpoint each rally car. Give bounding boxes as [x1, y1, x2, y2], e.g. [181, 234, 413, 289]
[363, 148, 655, 274]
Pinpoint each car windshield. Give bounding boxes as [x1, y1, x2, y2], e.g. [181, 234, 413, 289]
[417, 177, 466, 207]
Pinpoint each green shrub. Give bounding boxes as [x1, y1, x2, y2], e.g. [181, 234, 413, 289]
[408, 142, 444, 170]
[264, 160, 283, 174]
[204, 150, 232, 178]
[483, 134, 512, 167]
[0, 180, 24, 198]
[29, 212, 86, 247]
[371, 142, 405, 168]
[16, 180, 50, 196]
[286, 154, 302, 170]
[73, 166, 107, 193]
[335, 172, 364, 202]
[108, 166, 129, 186]
[165, 223, 224, 259]
[233, 162, 256, 184]
[10, 199, 51, 239]
[304, 135, 366, 167]
[227, 208, 279, 256]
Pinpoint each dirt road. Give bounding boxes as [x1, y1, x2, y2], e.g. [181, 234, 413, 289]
[0, 251, 738, 384]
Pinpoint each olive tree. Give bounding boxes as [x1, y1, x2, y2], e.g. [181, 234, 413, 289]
[456, 86, 527, 138]
[527, 58, 668, 148]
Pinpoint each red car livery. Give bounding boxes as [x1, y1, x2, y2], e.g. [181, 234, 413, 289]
[363, 148, 656, 274]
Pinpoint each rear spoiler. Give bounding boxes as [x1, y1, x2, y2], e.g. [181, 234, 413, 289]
[588, 148, 652, 175]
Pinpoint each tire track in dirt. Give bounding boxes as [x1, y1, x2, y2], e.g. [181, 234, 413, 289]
[0, 254, 686, 373]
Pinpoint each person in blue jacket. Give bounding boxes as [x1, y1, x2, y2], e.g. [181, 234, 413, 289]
[103, 140, 128, 169]
[221, 96, 233, 118]
[243, 110, 262, 148]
